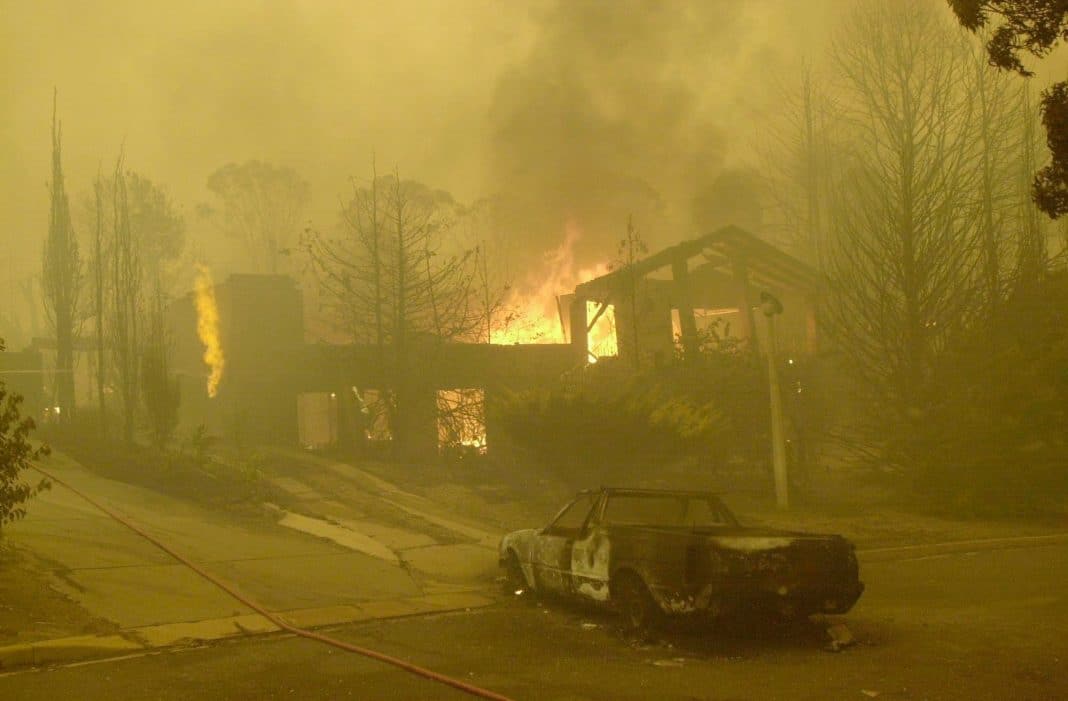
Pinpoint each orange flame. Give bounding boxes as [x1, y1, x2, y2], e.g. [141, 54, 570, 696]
[194, 264, 225, 398]
[491, 223, 617, 359]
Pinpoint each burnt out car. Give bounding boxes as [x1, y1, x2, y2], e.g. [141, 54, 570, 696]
[499, 488, 864, 632]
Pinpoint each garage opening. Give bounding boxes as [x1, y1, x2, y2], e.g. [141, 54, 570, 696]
[356, 388, 393, 443]
[297, 392, 338, 449]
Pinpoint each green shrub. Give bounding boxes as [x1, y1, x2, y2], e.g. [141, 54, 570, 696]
[0, 339, 50, 530]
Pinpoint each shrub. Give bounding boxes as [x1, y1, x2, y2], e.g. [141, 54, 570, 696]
[0, 339, 50, 531]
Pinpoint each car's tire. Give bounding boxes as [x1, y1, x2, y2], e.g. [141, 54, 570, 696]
[502, 551, 528, 596]
[613, 572, 661, 640]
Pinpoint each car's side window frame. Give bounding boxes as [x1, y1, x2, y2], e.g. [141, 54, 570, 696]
[543, 493, 597, 537]
[585, 492, 606, 532]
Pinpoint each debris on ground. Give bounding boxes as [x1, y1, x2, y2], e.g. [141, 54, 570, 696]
[651, 658, 687, 668]
[825, 622, 856, 652]
[861, 691, 880, 698]
[580, 622, 599, 630]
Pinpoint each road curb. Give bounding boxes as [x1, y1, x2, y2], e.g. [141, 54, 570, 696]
[858, 532, 1068, 563]
[0, 634, 145, 671]
[0, 591, 497, 673]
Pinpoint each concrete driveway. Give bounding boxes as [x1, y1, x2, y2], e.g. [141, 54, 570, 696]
[6, 450, 430, 629]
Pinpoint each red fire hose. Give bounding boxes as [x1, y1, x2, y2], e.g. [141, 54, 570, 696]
[32, 464, 515, 701]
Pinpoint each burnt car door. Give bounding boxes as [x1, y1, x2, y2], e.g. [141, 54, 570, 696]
[532, 492, 598, 594]
[569, 495, 610, 602]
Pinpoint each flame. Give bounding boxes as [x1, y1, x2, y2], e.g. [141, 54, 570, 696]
[491, 222, 617, 359]
[194, 264, 225, 398]
[437, 388, 487, 454]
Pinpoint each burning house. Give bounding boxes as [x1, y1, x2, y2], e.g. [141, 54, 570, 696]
[167, 225, 818, 457]
[568, 225, 820, 367]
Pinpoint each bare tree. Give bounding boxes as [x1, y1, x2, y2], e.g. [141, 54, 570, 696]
[141, 283, 180, 449]
[949, 0, 1068, 218]
[41, 91, 82, 420]
[967, 39, 1024, 310]
[823, 1, 983, 429]
[304, 167, 484, 457]
[611, 215, 648, 369]
[207, 161, 309, 274]
[759, 62, 846, 269]
[110, 154, 141, 444]
[1015, 83, 1051, 283]
[89, 163, 186, 443]
[455, 196, 515, 345]
[125, 171, 185, 294]
[91, 171, 107, 428]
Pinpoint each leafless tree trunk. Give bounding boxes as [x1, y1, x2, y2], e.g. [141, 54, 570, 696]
[1015, 84, 1049, 284]
[612, 215, 648, 369]
[92, 172, 107, 430]
[41, 91, 81, 421]
[110, 153, 141, 444]
[760, 63, 847, 270]
[968, 41, 1020, 312]
[823, 0, 982, 423]
[141, 274, 179, 449]
[303, 166, 484, 459]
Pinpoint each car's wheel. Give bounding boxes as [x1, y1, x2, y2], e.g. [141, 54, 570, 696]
[613, 573, 660, 639]
[502, 551, 528, 596]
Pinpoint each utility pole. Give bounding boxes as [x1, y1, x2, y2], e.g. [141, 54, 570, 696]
[761, 291, 789, 509]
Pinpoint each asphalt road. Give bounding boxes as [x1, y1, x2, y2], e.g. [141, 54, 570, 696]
[3, 543, 1065, 701]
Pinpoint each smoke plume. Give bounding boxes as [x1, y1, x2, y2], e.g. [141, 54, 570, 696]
[486, 0, 754, 264]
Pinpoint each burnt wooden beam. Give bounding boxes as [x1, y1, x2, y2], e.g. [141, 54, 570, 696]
[569, 295, 589, 363]
[731, 256, 760, 354]
[671, 255, 700, 362]
[587, 300, 609, 333]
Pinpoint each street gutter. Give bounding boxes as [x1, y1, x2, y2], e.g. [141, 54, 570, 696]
[857, 532, 1068, 562]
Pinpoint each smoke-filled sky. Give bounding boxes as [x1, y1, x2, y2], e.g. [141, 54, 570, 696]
[2, 0, 1064, 298]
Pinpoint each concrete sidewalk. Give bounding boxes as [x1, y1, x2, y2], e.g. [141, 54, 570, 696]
[1, 448, 508, 672]
[5, 450, 486, 630]
[0, 590, 497, 671]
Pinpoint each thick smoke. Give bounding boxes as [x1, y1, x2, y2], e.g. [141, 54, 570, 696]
[486, 0, 755, 264]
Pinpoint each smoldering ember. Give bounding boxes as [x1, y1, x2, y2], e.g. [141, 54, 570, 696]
[1, 2, 1067, 700]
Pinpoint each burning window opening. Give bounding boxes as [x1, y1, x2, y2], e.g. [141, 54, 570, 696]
[357, 388, 393, 442]
[437, 388, 487, 456]
[671, 307, 740, 350]
[587, 301, 618, 361]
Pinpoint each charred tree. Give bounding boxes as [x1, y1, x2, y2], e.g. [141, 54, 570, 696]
[1015, 84, 1050, 285]
[823, 1, 984, 464]
[612, 215, 648, 369]
[304, 167, 484, 459]
[141, 283, 180, 449]
[94, 161, 186, 444]
[41, 91, 82, 422]
[967, 40, 1022, 312]
[760, 63, 845, 269]
[110, 154, 141, 444]
[91, 172, 107, 430]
